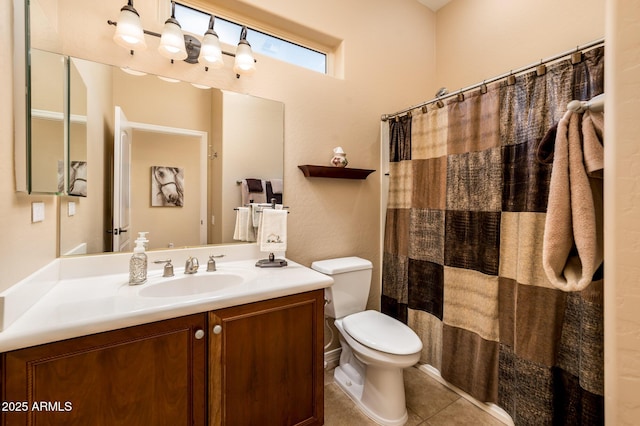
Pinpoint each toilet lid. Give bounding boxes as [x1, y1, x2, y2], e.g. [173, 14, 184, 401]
[342, 310, 423, 355]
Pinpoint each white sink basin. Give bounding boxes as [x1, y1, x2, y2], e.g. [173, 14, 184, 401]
[139, 273, 245, 298]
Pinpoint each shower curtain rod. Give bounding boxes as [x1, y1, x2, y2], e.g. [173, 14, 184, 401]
[381, 37, 605, 121]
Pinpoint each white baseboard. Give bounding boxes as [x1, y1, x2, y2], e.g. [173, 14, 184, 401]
[324, 347, 341, 370]
[416, 364, 514, 426]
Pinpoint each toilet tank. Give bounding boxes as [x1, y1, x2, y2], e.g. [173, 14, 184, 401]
[311, 257, 373, 319]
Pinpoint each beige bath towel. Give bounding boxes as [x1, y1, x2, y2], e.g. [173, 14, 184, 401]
[543, 110, 604, 292]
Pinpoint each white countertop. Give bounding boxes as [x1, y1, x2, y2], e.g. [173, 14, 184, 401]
[0, 245, 333, 353]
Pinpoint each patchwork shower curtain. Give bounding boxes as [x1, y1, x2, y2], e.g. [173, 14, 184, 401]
[382, 47, 604, 425]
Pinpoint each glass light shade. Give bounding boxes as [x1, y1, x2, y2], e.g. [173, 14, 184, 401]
[158, 19, 187, 60]
[113, 7, 146, 50]
[233, 42, 256, 75]
[200, 33, 224, 69]
[120, 67, 147, 76]
[157, 76, 180, 83]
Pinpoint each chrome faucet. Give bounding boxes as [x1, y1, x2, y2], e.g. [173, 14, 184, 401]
[153, 259, 174, 277]
[207, 254, 226, 272]
[185, 256, 199, 274]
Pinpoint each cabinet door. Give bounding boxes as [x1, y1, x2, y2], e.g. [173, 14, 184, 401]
[209, 290, 324, 426]
[1, 313, 207, 425]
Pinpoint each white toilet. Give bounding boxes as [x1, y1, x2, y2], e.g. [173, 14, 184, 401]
[311, 257, 423, 426]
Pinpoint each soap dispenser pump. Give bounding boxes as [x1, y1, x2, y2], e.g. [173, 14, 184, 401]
[129, 232, 149, 285]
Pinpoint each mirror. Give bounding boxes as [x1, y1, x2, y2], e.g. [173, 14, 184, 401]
[19, 0, 285, 256]
[68, 57, 88, 197]
[29, 49, 67, 194]
[56, 57, 284, 256]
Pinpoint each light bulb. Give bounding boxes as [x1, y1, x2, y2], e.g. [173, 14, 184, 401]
[113, 1, 146, 50]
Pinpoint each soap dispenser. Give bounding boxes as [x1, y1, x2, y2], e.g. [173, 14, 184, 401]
[129, 232, 148, 285]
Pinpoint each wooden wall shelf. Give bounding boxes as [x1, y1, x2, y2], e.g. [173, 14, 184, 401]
[297, 165, 375, 180]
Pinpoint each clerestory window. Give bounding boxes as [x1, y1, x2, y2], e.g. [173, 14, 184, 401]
[175, 3, 328, 74]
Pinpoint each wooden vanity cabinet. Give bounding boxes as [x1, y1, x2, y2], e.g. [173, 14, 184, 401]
[1, 313, 207, 425]
[209, 290, 325, 426]
[1, 289, 325, 426]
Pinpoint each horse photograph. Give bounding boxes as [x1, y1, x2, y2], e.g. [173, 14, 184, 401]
[69, 161, 88, 197]
[151, 166, 184, 207]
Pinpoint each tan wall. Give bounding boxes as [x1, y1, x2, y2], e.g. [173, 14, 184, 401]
[435, 0, 606, 90]
[604, 1, 640, 424]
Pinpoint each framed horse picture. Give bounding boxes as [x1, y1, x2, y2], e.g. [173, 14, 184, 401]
[151, 166, 184, 207]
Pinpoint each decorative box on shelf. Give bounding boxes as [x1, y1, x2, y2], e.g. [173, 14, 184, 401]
[297, 165, 375, 180]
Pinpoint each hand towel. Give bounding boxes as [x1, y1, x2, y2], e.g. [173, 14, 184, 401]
[542, 109, 604, 292]
[246, 178, 264, 192]
[270, 179, 283, 194]
[257, 209, 287, 253]
[250, 203, 271, 227]
[582, 111, 604, 178]
[233, 207, 250, 241]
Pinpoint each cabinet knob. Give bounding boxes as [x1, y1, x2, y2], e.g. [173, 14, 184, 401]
[195, 329, 205, 340]
[213, 325, 222, 335]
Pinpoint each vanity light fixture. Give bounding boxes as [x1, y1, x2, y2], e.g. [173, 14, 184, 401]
[112, 0, 146, 51]
[158, 1, 187, 61]
[108, 1, 257, 78]
[199, 16, 224, 71]
[233, 26, 256, 76]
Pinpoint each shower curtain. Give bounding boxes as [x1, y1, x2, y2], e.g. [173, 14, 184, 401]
[382, 47, 604, 425]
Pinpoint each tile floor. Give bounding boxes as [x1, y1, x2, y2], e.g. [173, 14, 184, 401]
[324, 366, 507, 426]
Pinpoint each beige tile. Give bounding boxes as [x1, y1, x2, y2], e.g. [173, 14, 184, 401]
[324, 382, 379, 426]
[423, 398, 506, 426]
[324, 365, 506, 426]
[324, 367, 336, 386]
[404, 367, 460, 420]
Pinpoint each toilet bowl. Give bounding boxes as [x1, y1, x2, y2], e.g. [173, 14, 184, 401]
[311, 257, 423, 426]
[334, 310, 422, 426]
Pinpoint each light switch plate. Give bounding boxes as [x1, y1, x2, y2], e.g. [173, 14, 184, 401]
[32, 202, 45, 223]
[68, 201, 76, 216]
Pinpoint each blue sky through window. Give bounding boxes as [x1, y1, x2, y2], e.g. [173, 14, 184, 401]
[175, 3, 327, 74]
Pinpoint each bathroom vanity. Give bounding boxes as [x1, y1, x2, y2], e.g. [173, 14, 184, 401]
[0, 245, 331, 425]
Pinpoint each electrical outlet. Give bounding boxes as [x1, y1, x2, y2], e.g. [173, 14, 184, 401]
[68, 201, 76, 216]
[32, 202, 45, 223]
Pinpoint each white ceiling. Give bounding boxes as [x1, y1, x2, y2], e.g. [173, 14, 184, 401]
[417, 0, 452, 12]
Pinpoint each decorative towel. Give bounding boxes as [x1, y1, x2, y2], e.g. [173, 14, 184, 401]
[257, 209, 287, 253]
[542, 110, 604, 291]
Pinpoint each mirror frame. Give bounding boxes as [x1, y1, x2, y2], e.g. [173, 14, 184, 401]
[13, 0, 29, 192]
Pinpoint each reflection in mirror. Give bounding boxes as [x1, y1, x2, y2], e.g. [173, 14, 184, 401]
[68, 58, 88, 197]
[30, 49, 66, 194]
[58, 58, 284, 256]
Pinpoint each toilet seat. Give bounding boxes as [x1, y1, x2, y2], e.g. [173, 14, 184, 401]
[342, 310, 422, 355]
